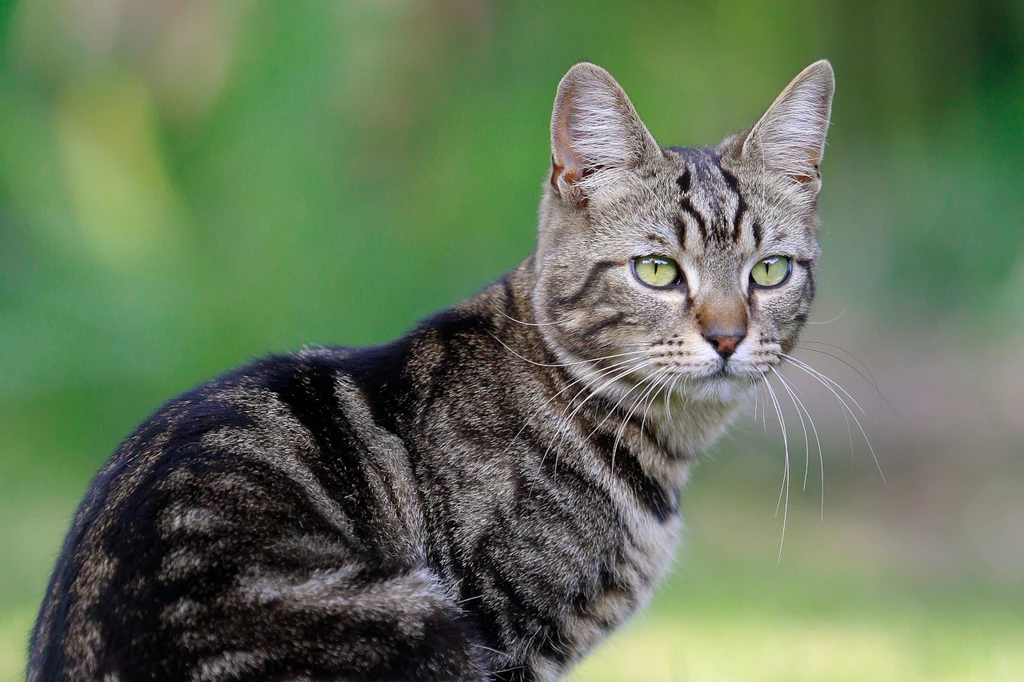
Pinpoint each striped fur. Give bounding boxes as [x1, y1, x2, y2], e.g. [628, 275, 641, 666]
[29, 61, 833, 681]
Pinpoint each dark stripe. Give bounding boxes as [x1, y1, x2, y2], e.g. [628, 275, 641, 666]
[798, 260, 816, 300]
[672, 216, 686, 247]
[676, 168, 691, 193]
[592, 431, 676, 522]
[265, 358, 379, 536]
[678, 196, 707, 242]
[751, 220, 763, 248]
[268, 360, 349, 457]
[553, 260, 616, 306]
[646, 233, 669, 247]
[344, 338, 414, 435]
[580, 312, 625, 337]
[719, 167, 747, 243]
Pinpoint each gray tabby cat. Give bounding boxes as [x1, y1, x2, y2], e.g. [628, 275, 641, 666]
[29, 60, 834, 681]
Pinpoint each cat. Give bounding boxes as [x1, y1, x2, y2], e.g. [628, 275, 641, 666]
[28, 59, 834, 682]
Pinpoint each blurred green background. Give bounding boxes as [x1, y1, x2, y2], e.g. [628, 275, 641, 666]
[1, 1, 1022, 680]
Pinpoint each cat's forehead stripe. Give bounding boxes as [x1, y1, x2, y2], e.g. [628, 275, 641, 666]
[665, 146, 750, 249]
[718, 166, 753, 246]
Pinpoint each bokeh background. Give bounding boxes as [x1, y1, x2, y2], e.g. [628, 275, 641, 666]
[1, 1, 1022, 680]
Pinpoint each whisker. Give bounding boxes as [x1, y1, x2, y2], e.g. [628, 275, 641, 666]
[795, 341, 875, 385]
[760, 373, 790, 566]
[805, 306, 847, 325]
[640, 370, 673, 437]
[488, 332, 650, 369]
[585, 366, 661, 447]
[507, 355, 642, 457]
[610, 368, 670, 469]
[749, 375, 759, 423]
[471, 644, 515, 661]
[770, 368, 809, 493]
[543, 360, 649, 481]
[780, 353, 866, 415]
[759, 375, 767, 430]
[780, 353, 886, 487]
[495, 308, 567, 327]
[773, 368, 825, 521]
[794, 343, 915, 428]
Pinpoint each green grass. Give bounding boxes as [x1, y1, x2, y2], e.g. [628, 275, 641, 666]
[570, 611, 1024, 681]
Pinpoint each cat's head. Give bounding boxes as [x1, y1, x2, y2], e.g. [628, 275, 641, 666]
[533, 61, 834, 405]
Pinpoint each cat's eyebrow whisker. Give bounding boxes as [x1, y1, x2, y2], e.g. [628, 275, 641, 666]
[760, 372, 790, 566]
[772, 367, 825, 521]
[805, 306, 847, 325]
[779, 353, 886, 487]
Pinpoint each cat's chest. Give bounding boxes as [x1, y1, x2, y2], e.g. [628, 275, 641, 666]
[521, 509, 684, 680]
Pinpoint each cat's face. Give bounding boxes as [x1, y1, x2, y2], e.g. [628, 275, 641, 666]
[534, 62, 834, 405]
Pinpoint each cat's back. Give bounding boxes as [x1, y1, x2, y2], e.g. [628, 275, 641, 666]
[28, 346, 431, 681]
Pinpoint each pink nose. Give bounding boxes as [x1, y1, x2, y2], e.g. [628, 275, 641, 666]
[704, 331, 744, 359]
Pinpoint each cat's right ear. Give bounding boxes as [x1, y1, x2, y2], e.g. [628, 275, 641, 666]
[550, 63, 660, 208]
[740, 60, 835, 191]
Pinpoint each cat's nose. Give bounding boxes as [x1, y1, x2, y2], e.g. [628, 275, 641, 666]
[703, 330, 745, 359]
[697, 298, 748, 360]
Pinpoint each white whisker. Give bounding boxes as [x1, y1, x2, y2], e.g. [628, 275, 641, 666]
[495, 308, 567, 327]
[773, 368, 824, 521]
[760, 372, 790, 566]
[488, 332, 650, 369]
[780, 353, 886, 486]
[805, 306, 847, 325]
[770, 368, 809, 492]
[503, 355, 644, 456]
[543, 360, 649, 481]
[609, 368, 670, 470]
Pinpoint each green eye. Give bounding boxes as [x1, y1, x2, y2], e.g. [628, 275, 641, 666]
[750, 256, 792, 288]
[632, 256, 682, 289]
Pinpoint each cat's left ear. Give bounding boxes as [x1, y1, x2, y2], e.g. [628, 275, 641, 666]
[741, 60, 835, 190]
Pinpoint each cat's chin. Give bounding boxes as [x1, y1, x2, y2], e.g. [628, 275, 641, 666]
[677, 371, 755, 405]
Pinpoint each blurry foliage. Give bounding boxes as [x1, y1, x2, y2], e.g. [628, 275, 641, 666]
[0, 0, 1021, 407]
[0, 0, 1023, 677]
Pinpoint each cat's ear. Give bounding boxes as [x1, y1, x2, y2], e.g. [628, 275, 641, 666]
[550, 62, 660, 207]
[741, 60, 834, 188]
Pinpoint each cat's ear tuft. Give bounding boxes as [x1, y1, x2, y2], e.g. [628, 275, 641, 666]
[550, 63, 659, 207]
[742, 60, 834, 187]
